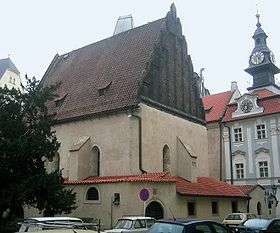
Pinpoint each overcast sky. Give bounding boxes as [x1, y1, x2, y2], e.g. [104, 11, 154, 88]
[1, 0, 280, 94]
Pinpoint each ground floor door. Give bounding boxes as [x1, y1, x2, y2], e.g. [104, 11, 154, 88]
[145, 201, 164, 220]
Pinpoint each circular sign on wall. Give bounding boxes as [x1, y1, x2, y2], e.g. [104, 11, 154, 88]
[139, 188, 150, 201]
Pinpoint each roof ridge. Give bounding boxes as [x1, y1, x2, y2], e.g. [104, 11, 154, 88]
[60, 18, 166, 58]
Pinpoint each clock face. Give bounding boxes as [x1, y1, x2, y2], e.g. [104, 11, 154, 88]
[240, 99, 253, 113]
[251, 52, 264, 65]
[270, 51, 275, 64]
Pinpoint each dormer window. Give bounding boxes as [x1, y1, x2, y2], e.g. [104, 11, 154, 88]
[54, 93, 68, 108]
[98, 81, 111, 96]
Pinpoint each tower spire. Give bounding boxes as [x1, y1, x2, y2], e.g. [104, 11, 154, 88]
[256, 12, 261, 28]
[245, 13, 280, 90]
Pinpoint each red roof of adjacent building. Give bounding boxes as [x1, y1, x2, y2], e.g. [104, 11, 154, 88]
[176, 177, 247, 198]
[223, 91, 280, 122]
[235, 185, 263, 195]
[202, 91, 233, 123]
[64, 173, 248, 198]
[251, 88, 278, 98]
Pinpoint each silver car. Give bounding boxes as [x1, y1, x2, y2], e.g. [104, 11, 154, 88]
[106, 217, 155, 233]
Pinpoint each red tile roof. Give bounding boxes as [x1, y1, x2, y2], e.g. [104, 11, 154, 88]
[235, 185, 261, 195]
[64, 173, 248, 198]
[176, 177, 248, 198]
[64, 172, 177, 185]
[202, 91, 233, 123]
[251, 89, 278, 98]
[223, 94, 280, 122]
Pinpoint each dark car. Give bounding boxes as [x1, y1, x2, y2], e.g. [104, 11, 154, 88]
[235, 218, 280, 233]
[148, 219, 233, 233]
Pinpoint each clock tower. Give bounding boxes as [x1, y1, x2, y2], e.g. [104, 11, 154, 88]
[245, 14, 280, 90]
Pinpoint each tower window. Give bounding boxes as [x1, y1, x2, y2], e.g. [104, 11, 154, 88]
[256, 38, 261, 45]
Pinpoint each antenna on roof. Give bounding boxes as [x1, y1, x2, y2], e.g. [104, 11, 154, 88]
[113, 14, 134, 35]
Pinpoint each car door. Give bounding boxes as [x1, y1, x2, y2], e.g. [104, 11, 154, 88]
[209, 222, 232, 233]
[193, 223, 212, 233]
[267, 220, 280, 233]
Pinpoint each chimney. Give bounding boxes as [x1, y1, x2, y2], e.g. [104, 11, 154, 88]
[113, 15, 134, 35]
[231, 81, 238, 92]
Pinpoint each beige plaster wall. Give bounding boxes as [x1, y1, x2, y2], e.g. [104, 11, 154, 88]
[64, 182, 178, 229]
[53, 103, 208, 180]
[187, 197, 247, 222]
[53, 112, 141, 178]
[139, 104, 209, 178]
[248, 187, 276, 218]
[207, 123, 221, 180]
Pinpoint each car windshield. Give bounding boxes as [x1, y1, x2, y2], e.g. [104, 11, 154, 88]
[149, 222, 184, 233]
[243, 219, 271, 229]
[114, 219, 133, 229]
[225, 214, 242, 220]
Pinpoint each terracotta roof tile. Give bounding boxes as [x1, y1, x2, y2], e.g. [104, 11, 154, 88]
[64, 172, 177, 185]
[251, 89, 278, 98]
[64, 174, 248, 198]
[202, 91, 232, 123]
[176, 177, 247, 198]
[235, 185, 258, 195]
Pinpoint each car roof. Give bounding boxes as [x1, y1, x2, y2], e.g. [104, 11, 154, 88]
[119, 216, 155, 220]
[24, 217, 82, 222]
[157, 219, 220, 226]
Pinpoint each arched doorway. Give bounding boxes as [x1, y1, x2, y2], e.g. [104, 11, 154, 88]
[145, 201, 164, 220]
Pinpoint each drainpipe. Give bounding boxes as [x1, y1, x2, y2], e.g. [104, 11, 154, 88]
[224, 125, 234, 184]
[128, 112, 146, 174]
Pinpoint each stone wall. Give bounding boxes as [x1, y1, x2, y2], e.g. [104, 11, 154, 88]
[140, 103, 208, 178]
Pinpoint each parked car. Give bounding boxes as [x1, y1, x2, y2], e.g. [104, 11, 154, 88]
[235, 218, 280, 233]
[105, 216, 155, 233]
[16, 230, 98, 233]
[17, 217, 84, 232]
[148, 219, 232, 233]
[222, 213, 256, 227]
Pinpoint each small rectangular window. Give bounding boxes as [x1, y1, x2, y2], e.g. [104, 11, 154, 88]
[187, 202, 196, 216]
[234, 128, 243, 142]
[211, 201, 219, 215]
[232, 201, 238, 213]
[256, 124, 266, 139]
[235, 163, 244, 179]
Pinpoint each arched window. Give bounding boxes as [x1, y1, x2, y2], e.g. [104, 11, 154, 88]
[257, 202, 262, 215]
[86, 187, 99, 201]
[163, 145, 170, 173]
[90, 146, 100, 176]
